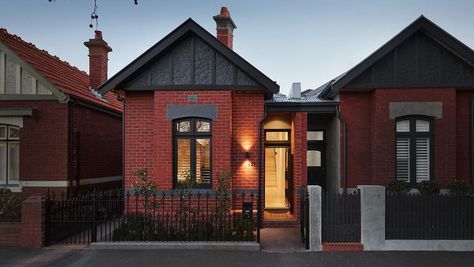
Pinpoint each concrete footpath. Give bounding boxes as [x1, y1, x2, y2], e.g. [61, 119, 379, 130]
[2, 247, 474, 267]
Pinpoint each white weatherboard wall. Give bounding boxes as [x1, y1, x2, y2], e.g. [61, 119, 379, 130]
[358, 185, 474, 251]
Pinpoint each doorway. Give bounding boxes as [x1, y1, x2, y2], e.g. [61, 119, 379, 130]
[264, 130, 292, 215]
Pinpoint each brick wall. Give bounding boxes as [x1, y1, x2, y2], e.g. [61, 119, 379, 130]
[455, 91, 474, 183]
[124, 90, 236, 190]
[0, 101, 68, 197]
[231, 92, 264, 190]
[340, 88, 466, 187]
[0, 222, 21, 246]
[71, 102, 122, 187]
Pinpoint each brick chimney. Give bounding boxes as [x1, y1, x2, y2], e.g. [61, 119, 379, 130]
[84, 30, 112, 89]
[213, 7, 237, 49]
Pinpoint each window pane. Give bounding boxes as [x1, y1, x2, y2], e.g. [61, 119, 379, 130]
[196, 120, 210, 133]
[176, 139, 191, 183]
[416, 138, 430, 182]
[396, 120, 410, 132]
[307, 150, 321, 167]
[9, 126, 20, 139]
[266, 131, 289, 142]
[396, 138, 410, 181]
[176, 121, 191, 133]
[8, 142, 19, 183]
[0, 142, 6, 183]
[196, 138, 211, 184]
[0, 126, 6, 140]
[416, 120, 430, 132]
[307, 131, 323, 141]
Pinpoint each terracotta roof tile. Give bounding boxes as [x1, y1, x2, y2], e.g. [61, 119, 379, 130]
[0, 28, 122, 112]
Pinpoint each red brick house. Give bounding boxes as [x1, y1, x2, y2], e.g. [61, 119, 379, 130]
[0, 28, 122, 197]
[99, 8, 474, 228]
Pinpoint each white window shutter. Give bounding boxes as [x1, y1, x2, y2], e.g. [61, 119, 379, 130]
[416, 138, 430, 182]
[396, 138, 410, 181]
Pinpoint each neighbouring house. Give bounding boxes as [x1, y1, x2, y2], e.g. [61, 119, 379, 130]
[0, 28, 123, 197]
[98, 7, 474, 228]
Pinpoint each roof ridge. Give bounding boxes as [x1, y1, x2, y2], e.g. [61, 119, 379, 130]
[0, 28, 88, 77]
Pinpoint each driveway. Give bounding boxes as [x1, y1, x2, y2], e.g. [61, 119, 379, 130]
[2, 247, 474, 267]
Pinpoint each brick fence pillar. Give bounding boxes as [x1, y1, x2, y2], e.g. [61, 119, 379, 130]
[20, 194, 45, 248]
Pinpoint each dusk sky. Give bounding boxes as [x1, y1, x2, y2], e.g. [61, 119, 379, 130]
[1, 0, 473, 94]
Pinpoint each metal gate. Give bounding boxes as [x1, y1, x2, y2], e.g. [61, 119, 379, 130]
[45, 190, 123, 246]
[322, 190, 361, 243]
[299, 189, 309, 249]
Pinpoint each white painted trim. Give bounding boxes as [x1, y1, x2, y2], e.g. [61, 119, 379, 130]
[31, 77, 37, 94]
[0, 117, 23, 127]
[15, 64, 21, 94]
[17, 176, 122, 188]
[0, 185, 21, 192]
[72, 176, 123, 186]
[0, 50, 5, 94]
[20, 180, 68, 187]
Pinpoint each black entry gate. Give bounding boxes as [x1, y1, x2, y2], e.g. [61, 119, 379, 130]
[45, 190, 124, 246]
[322, 190, 361, 243]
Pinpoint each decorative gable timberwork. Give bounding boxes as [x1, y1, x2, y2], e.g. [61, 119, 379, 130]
[99, 19, 279, 98]
[123, 34, 258, 90]
[0, 43, 65, 101]
[346, 31, 474, 89]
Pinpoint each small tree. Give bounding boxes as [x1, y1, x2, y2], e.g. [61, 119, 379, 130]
[216, 170, 232, 216]
[131, 168, 157, 210]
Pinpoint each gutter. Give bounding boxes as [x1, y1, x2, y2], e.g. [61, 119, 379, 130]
[336, 106, 348, 194]
[257, 106, 267, 243]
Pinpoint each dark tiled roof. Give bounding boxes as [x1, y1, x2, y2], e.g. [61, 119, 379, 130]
[0, 28, 122, 112]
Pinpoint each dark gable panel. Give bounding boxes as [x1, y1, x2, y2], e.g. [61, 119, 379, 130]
[346, 32, 474, 89]
[172, 37, 193, 85]
[150, 53, 172, 85]
[215, 52, 234, 85]
[194, 37, 213, 85]
[122, 34, 259, 90]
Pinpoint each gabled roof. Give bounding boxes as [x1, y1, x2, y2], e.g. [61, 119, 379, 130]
[98, 18, 279, 97]
[0, 28, 122, 112]
[320, 16, 474, 98]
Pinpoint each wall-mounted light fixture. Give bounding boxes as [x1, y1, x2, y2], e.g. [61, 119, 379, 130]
[245, 151, 250, 159]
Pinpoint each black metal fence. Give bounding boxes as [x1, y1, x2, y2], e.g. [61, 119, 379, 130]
[45, 190, 256, 245]
[386, 193, 474, 240]
[322, 190, 361, 243]
[299, 189, 309, 249]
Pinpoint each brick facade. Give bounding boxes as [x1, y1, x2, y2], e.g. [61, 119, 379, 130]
[0, 100, 122, 197]
[340, 88, 472, 188]
[71, 103, 122, 188]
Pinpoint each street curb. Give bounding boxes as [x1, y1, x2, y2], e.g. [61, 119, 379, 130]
[89, 241, 260, 251]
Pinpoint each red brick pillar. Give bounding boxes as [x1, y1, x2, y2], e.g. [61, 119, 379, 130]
[20, 194, 45, 248]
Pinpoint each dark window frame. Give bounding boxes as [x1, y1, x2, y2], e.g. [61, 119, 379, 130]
[0, 124, 20, 185]
[173, 117, 212, 189]
[395, 115, 435, 184]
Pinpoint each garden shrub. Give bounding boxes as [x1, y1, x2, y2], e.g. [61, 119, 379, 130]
[416, 181, 440, 196]
[387, 180, 411, 194]
[447, 180, 471, 196]
[0, 188, 21, 221]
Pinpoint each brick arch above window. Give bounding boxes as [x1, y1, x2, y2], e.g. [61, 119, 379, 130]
[389, 102, 443, 119]
[167, 104, 217, 121]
